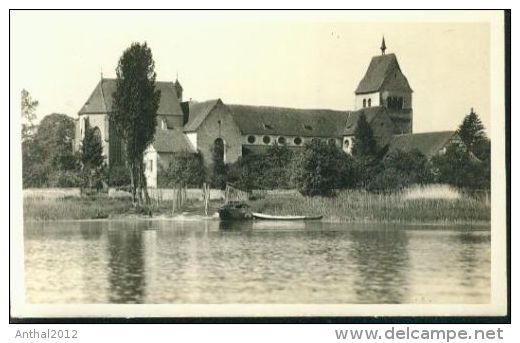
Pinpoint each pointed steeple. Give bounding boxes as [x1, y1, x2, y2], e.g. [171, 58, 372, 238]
[380, 36, 387, 55]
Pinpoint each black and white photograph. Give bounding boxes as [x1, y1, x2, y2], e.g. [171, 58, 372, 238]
[9, 9, 508, 320]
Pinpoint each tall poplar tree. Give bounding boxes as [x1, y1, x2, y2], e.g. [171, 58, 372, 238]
[111, 42, 161, 205]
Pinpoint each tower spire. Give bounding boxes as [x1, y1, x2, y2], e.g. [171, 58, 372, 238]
[380, 36, 387, 55]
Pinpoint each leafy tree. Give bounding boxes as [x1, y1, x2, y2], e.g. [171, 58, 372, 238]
[432, 145, 490, 189]
[111, 42, 161, 205]
[22, 112, 79, 187]
[163, 152, 206, 187]
[352, 113, 378, 157]
[21, 89, 38, 142]
[367, 149, 433, 192]
[456, 108, 487, 157]
[228, 144, 294, 190]
[35, 113, 77, 170]
[80, 119, 106, 189]
[290, 140, 352, 196]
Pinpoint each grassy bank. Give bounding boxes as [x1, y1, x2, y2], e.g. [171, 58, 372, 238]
[23, 185, 490, 224]
[23, 195, 134, 221]
[249, 187, 490, 224]
[23, 193, 224, 222]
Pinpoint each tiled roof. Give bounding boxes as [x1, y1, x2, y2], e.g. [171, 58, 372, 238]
[355, 53, 412, 94]
[78, 78, 184, 116]
[228, 104, 349, 137]
[183, 99, 221, 132]
[151, 128, 196, 153]
[388, 131, 457, 158]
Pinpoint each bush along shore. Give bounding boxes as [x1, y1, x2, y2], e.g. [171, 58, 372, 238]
[23, 185, 490, 225]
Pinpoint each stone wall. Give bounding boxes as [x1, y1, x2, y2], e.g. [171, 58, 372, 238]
[195, 101, 242, 167]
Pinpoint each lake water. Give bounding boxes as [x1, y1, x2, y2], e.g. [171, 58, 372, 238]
[24, 220, 490, 304]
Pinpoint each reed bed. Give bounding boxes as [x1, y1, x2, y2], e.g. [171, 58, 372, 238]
[251, 187, 490, 224]
[23, 195, 132, 221]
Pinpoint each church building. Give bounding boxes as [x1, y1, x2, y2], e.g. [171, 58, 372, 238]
[74, 39, 459, 188]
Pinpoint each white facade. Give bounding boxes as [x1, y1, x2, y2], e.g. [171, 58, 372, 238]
[143, 146, 158, 188]
[355, 92, 381, 110]
[186, 132, 198, 150]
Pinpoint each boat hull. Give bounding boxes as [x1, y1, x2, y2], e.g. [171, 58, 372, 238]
[252, 212, 322, 221]
[218, 202, 252, 220]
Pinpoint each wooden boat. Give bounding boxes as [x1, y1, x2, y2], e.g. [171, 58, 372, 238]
[218, 201, 253, 220]
[252, 212, 322, 221]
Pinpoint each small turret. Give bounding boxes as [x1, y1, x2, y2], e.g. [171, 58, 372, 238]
[174, 75, 183, 102]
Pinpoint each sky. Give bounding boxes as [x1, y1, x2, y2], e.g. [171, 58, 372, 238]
[11, 11, 493, 133]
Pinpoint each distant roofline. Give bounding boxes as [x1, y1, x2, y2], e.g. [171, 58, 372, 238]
[392, 130, 456, 137]
[227, 102, 350, 114]
[99, 77, 176, 84]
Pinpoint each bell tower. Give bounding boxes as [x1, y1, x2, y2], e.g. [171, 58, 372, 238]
[355, 38, 413, 133]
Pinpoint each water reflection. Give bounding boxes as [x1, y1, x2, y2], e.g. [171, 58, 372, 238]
[454, 232, 490, 299]
[106, 222, 146, 303]
[24, 220, 490, 304]
[349, 228, 410, 303]
[79, 221, 103, 240]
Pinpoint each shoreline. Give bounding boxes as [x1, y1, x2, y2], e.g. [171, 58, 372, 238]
[23, 214, 491, 228]
[22, 188, 491, 226]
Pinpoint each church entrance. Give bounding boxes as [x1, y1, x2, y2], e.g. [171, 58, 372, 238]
[213, 138, 226, 164]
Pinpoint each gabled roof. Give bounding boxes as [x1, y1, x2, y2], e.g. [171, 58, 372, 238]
[355, 53, 412, 95]
[388, 131, 457, 158]
[151, 128, 196, 153]
[183, 99, 222, 132]
[78, 78, 184, 116]
[227, 104, 348, 137]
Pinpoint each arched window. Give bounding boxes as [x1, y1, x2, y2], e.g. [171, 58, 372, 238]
[294, 137, 302, 145]
[214, 138, 225, 163]
[92, 127, 102, 144]
[328, 138, 336, 146]
[363, 99, 366, 108]
[278, 136, 286, 145]
[263, 136, 271, 144]
[247, 135, 256, 144]
[368, 98, 372, 107]
[344, 139, 350, 148]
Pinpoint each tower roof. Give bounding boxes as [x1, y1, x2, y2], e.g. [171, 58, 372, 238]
[355, 53, 412, 95]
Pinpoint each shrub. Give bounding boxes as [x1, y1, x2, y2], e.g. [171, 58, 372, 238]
[47, 170, 84, 187]
[108, 165, 131, 187]
[367, 149, 433, 192]
[290, 140, 353, 196]
[164, 152, 206, 187]
[432, 145, 490, 189]
[228, 144, 294, 190]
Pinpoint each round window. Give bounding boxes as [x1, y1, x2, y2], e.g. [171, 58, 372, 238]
[263, 136, 271, 144]
[278, 136, 286, 145]
[294, 137, 302, 145]
[247, 135, 256, 144]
